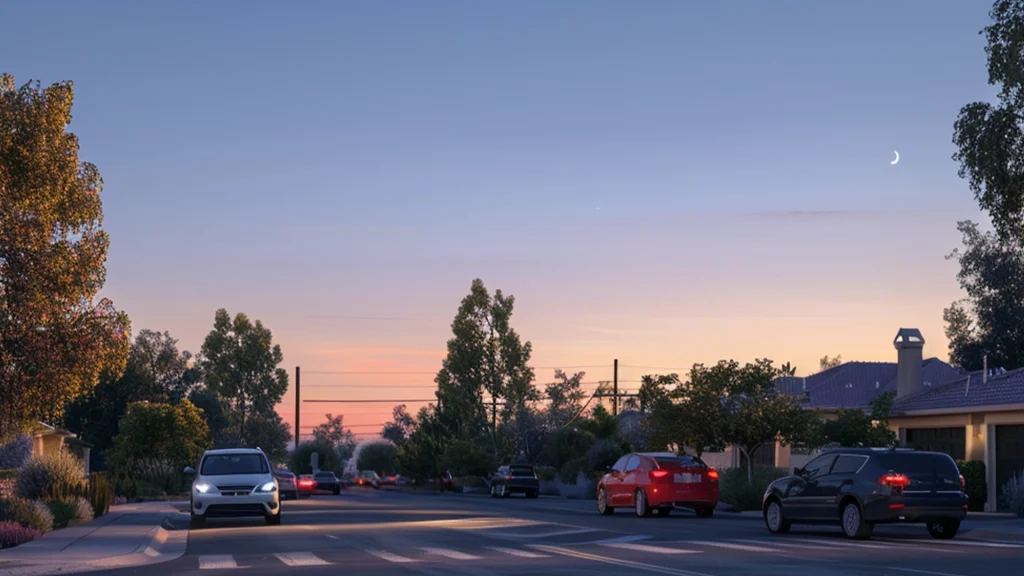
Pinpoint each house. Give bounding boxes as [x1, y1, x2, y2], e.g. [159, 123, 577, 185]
[29, 422, 92, 477]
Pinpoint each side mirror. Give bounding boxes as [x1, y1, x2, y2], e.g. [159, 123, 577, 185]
[183, 466, 196, 476]
[793, 467, 803, 476]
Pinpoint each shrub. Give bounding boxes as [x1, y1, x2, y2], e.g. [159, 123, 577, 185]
[45, 500, 76, 530]
[73, 497, 94, 524]
[718, 466, 788, 512]
[539, 429, 595, 469]
[0, 520, 42, 549]
[956, 460, 987, 512]
[558, 456, 589, 485]
[440, 440, 495, 478]
[0, 499, 54, 532]
[1000, 472, 1024, 517]
[87, 473, 111, 517]
[0, 436, 32, 469]
[534, 466, 556, 482]
[587, 439, 624, 472]
[15, 451, 84, 501]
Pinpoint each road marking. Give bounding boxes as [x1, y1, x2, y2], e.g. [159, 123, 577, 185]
[732, 538, 832, 551]
[490, 527, 598, 539]
[897, 538, 1024, 549]
[687, 541, 778, 553]
[274, 552, 331, 566]
[198, 555, 240, 569]
[883, 567, 969, 576]
[586, 534, 652, 545]
[784, 537, 890, 549]
[420, 547, 481, 560]
[868, 538, 964, 553]
[324, 534, 339, 540]
[531, 545, 714, 576]
[602, 543, 701, 555]
[364, 549, 418, 563]
[485, 546, 549, 558]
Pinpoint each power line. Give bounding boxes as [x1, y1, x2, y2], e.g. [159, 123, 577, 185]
[619, 365, 686, 371]
[301, 365, 609, 376]
[300, 380, 618, 389]
[303, 399, 437, 403]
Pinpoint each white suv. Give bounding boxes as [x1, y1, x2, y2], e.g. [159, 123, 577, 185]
[185, 448, 281, 527]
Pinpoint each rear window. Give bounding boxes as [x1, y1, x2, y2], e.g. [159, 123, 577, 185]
[201, 453, 269, 476]
[655, 456, 706, 468]
[876, 453, 960, 478]
[510, 466, 534, 476]
[315, 472, 334, 479]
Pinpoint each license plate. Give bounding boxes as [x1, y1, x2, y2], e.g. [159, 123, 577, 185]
[673, 473, 700, 483]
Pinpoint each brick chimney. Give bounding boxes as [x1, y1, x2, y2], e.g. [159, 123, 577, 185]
[894, 328, 925, 399]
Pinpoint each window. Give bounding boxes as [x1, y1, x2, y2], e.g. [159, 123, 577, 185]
[510, 466, 534, 476]
[624, 455, 640, 472]
[200, 453, 269, 476]
[611, 456, 629, 473]
[800, 454, 837, 481]
[654, 456, 707, 468]
[830, 454, 868, 475]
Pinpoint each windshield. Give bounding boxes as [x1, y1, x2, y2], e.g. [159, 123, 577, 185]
[200, 454, 269, 476]
[510, 466, 534, 476]
[315, 472, 335, 479]
[655, 456, 707, 468]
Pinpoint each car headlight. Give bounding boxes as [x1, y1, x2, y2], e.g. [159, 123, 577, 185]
[254, 481, 277, 493]
[194, 483, 213, 494]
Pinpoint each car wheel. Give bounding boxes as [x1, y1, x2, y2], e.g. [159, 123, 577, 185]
[763, 500, 790, 533]
[634, 489, 652, 517]
[597, 487, 614, 515]
[333, 487, 340, 495]
[265, 513, 281, 526]
[926, 520, 960, 539]
[527, 490, 538, 499]
[841, 502, 873, 540]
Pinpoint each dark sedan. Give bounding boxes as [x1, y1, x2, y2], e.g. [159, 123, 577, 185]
[762, 447, 968, 540]
[490, 464, 540, 498]
[313, 471, 342, 495]
[274, 468, 298, 501]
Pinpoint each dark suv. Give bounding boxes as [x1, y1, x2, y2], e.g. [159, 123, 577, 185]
[762, 448, 968, 540]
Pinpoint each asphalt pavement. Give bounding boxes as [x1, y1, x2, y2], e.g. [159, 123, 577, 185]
[93, 488, 1024, 576]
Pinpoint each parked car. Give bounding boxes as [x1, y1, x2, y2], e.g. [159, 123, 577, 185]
[297, 474, 316, 498]
[355, 470, 382, 489]
[314, 471, 342, 495]
[596, 452, 719, 517]
[440, 470, 455, 492]
[185, 447, 281, 527]
[490, 464, 540, 498]
[762, 448, 968, 540]
[274, 468, 298, 501]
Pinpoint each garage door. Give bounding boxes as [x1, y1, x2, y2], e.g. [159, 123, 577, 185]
[905, 427, 966, 461]
[995, 425, 1024, 495]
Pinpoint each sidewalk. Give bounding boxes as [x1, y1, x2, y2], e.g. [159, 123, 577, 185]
[0, 501, 188, 576]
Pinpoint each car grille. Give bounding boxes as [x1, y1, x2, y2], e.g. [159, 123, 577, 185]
[205, 504, 266, 517]
[217, 485, 255, 496]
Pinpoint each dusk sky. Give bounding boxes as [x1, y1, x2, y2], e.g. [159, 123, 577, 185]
[0, 0, 998, 440]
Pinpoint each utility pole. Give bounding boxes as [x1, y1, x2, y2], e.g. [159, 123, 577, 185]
[294, 366, 301, 451]
[492, 396, 497, 433]
[612, 358, 619, 416]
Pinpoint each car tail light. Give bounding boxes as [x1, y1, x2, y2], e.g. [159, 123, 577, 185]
[505, 475, 511, 480]
[649, 469, 670, 482]
[879, 473, 910, 495]
[707, 469, 719, 481]
[960, 475, 966, 491]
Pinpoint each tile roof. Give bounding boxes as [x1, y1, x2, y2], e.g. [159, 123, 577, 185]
[775, 358, 965, 410]
[890, 367, 1024, 414]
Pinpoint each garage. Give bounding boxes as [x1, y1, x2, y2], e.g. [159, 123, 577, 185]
[905, 427, 966, 461]
[995, 424, 1024, 496]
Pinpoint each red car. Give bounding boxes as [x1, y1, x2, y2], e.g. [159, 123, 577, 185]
[597, 452, 719, 517]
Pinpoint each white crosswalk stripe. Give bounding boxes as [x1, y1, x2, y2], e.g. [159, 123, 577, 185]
[364, 549, 418, 563]
[274, 552, 331, 566]
[198, 554, 240, 569]
[687, 541, 778, 553]
[732, 538, 833, 551]
[783, 537, 891, 549]
[601, 542, 702, 555]
[420, 547, 482, 560]
[486, 546, 550, 558]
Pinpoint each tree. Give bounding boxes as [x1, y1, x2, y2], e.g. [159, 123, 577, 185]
[952, 0, 1024, 245]
[243, 411, 291, 465]
[356, 441, 398, 474]
[290, 438, 341, 475]
[106, 400, 211, 492]
[544, 370, 586, 429]
[187, 386, 233, 447]
[779, 362, 797, 376]
[0, 74, 131, 442]
[639, 368, 730, 457]
[943, 221, 1024, 370]
[312, 413, 357, 454]
[395, 407, 448, 481]
[128, 329, 202, 402]
[819, 355, 843, 371]
[381, 404, 416, 446]
[200, 309, 289, 436]
[441, 439, 496, 478]
[822, 392, 898, 448]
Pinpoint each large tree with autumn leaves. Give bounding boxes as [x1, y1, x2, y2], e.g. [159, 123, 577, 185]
[0, 74, 130, 442]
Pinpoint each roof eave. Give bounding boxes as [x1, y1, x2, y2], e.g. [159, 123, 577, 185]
[891, 402, 1024, 417]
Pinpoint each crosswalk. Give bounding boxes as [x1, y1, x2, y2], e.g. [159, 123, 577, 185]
[191, 536, 1024, 569]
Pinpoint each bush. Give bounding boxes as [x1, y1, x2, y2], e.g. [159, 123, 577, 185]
[73, 497, 94, 524]
[1000, 472, 1024, 517]
[558, 456, 589, 485]
[587, 439, 624, 472]
[534, 466, 556, 482]
[46, 500, 76, 530]
[718, 466, 788, 512]
[15, 451, 84, 501]
[441, 440, 495, 478]
[87, 473, 111, 517]
[0, 498, 54, 532]
[0, 520, 42, 549]
[0, 436, 32, 469]
[290, 439, 342, 475]
[539, 429, 595, 469]
[356, 442, 398, 475]
[956, 460, 987, 512]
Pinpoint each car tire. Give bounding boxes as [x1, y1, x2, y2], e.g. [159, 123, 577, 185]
[597, 487, 614, 515]
[527, 490, 538, 499]
[265, 513, 281, 526]
[333, 487, 340, 495]
[926, 520, 960, 539]
[763, 500, 790, 533]
[841, 501, 873, 540]
[634, 489, 652, 517]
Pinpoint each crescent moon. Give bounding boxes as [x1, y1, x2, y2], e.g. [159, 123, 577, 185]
[890, 150, 900, 165]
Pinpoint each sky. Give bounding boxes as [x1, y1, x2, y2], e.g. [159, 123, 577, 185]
[0, 0, 1001, 441]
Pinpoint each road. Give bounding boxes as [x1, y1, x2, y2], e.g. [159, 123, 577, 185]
[103, 489, 1022, 576]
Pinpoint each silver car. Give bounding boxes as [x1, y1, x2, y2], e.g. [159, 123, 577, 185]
[185, 448, 281, 527]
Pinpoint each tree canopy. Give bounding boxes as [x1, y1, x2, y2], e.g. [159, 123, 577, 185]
[106, 400, 211, 489]
[0, 74, 130, 442]
[311, 413, 357, 461]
